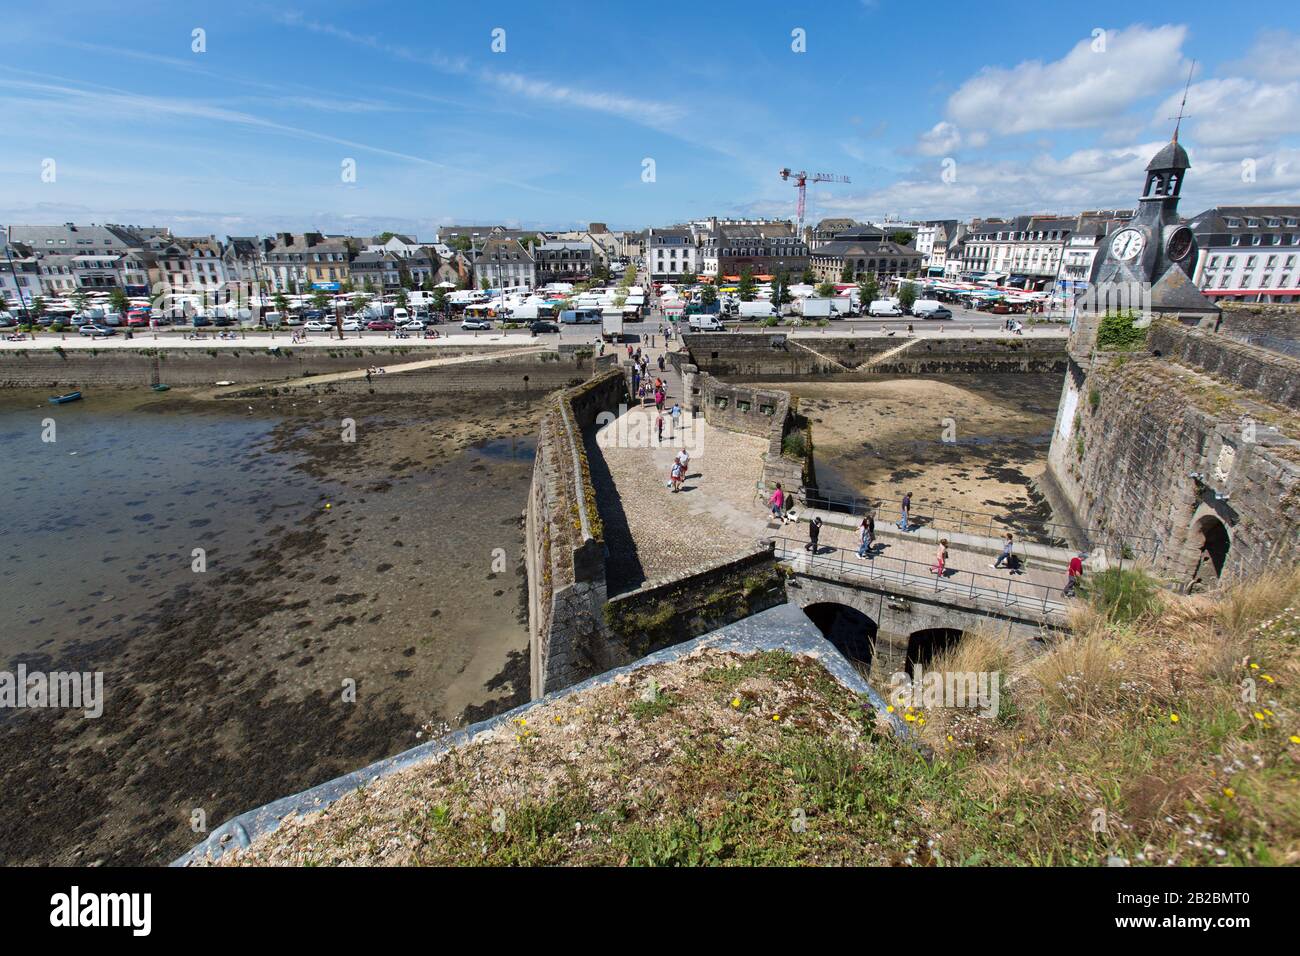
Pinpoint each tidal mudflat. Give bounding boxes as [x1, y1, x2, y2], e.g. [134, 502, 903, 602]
[0, 389, 541, 864]
[761, 373, 1064, 531]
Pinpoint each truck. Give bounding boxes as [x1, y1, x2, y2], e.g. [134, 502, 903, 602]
[685, 300, 722, 316]
[602, 313, 624, 342]
[800, 297, 837, 318]
[737, 300, 775, 320]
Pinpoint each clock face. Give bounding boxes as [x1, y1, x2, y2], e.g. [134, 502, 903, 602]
[1110, 229, 1146, 261]
[1166, 226, 1194, 262]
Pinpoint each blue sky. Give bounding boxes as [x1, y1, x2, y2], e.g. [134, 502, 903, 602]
[0, 1, 1296, 239]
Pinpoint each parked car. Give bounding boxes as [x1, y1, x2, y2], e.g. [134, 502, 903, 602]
[366, 320, 397, 331]
[78, 323, 116, 337]
[303, 321, 332, 331]
[461, 317, 492, 330]
[341, 319, 362, 332]
[398, 319, 427, 332]
[126, 310, 152, 327]
[559, 308, 601, 325]
[529, 320, 560, 334]
[302, 309, 326, 320]
[191, 315, 212, 327]
[868, 299, 903, 317]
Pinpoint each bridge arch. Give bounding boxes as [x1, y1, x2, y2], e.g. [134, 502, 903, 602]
[802, 602, 878, 669]
[905, 627, 964, 676]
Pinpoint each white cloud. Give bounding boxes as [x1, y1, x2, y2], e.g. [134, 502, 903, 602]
[947, 24, 1189, 134]
[1222, 30, 1300, 80]
[1153, 77, 1300, 150]
[915, 121, 963, 156]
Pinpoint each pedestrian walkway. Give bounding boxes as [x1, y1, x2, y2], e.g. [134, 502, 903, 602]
[586, 368, 767, 595]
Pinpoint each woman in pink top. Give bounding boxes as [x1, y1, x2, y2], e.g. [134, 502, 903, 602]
[769, 483, 784, 519]
[930, 539, 949, 576]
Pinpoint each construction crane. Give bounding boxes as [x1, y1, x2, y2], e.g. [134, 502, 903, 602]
[779, 168, 851, 236]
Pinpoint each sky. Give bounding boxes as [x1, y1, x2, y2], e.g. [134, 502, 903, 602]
[0, 1, 1296, 240]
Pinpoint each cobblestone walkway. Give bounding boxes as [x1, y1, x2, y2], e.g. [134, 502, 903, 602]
[587, 371, 768, 594]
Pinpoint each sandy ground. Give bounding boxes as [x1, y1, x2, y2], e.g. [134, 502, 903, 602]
[761, 373, 1064, 529]
[0, 390, 543, 865]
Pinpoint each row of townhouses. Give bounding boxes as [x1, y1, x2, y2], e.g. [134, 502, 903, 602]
[6, 207, 1298, 312]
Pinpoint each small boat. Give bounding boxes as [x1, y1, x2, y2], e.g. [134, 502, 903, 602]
[150, 383, 171, 392]
[48, 391, 82, 405]
[215, 380, 235, 387]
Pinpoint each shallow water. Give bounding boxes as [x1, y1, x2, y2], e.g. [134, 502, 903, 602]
[0, 389, 540, 864]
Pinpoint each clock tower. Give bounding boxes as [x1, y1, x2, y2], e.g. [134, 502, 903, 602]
[1086, 132, 1218, 322]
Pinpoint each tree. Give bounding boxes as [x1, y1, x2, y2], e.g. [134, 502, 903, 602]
[800, 267, 816, 285]
[421, 274, 433, 293]
[375, 231, 397, 244]
[681, 271, 697, 286]
[395, 288, 409, 310]
[109, 287, 130, 314]
[70, 290, 88, 316]
[398, 264, 414, 290]
[449, 235, 472, 253]
[431, 288, 448, 314]
[351, 293, 367, 314]
[891, 230, 914, 246]
[737, 268, 757, 302]
[700, 284, 718, 306]
[772, 270, 793, 307]
[840, 263, 854, 282]
[310, 288, 330, 311]
[815, 281, 837, 298]
[274, 292, 289, 316]
[898, 281, 918, 314]
[31, 295, 46, 321]
[858, 275, 879, 307]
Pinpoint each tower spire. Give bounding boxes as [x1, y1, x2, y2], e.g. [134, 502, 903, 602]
[1172, 60, 1195, 144]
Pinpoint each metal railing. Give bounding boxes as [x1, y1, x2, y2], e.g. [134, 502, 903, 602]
[773, 536, 1070, 619]
[797, 486, 1161, 561]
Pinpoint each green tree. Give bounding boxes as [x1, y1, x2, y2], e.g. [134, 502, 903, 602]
[840, 263, 854, 282]
[681, 271, 697, 286]
[395, 288, 409, 310]
[858, 275, 879, 308]
[398, 264, 414, 290]
[108, 287, 130, 314]
[375, 231, 397, 243]
[700, 284, 718, 306]
[310, 288, 330, 311]
[274, 292, 289, 315]
[800, 267, 816, 285]
[450, 235, 472, 253]
[891, 230, 914, 246]
[815, 281, 837, 298]
[351, 293, 368, 314]
[70, 290, 88, 316]
[31, 295, 46, 321]
[431, 288, 448, 314]
[737, 268, 757, 302]
[897, 281, 917, 313]
[772, 270, 793, 307]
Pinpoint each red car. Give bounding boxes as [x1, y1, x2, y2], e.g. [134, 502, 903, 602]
[126, 308, 152, 327]
[365, 320, 397, 331]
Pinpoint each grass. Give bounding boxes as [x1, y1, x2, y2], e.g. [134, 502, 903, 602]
[218, 569, 1300, 866]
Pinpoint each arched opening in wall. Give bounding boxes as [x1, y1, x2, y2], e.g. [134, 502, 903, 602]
[803, 602, 877, 671]
[905, 628, 964, 677]
[1189, 515, 1230, 590]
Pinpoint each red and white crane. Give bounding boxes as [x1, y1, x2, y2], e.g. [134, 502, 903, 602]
[778, 168, 851, 236]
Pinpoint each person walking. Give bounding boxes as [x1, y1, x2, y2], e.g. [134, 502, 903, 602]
[670, 402, 681, 435]
[656, 413, 664, 445]
[655, 387, 664, 412]
[930, 538, 949, 576]
[857, 514, 875, 558]
[805, 516, 822, 553]
[898, 492, 913, 532]
[769, 483, 785, 520]
[1064, 552, 1085, 597]
[669, 458, 683, 493]
[657, 353, 665, 372]
[992, 532, 1014, 570]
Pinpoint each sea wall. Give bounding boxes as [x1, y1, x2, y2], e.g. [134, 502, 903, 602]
[682, 332, 1066, 380]
[0, 344, 587, 392]
[526, 368, 628, 698]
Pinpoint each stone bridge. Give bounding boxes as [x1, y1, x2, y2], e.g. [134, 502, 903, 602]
[774, 533, 1068, 679]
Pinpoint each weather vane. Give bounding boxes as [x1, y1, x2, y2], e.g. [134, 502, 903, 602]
[1171, 60, 1195, 142]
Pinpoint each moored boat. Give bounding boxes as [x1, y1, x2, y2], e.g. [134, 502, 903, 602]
[48, 391, 82, 405]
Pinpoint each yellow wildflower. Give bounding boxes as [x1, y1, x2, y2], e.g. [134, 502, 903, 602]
[1169, 713, 1180, 723]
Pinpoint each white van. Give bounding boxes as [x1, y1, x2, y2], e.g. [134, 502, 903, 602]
[392, 307, 410, 323]
[687, 315, 725, 331]
[868, 299, 903, 317]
